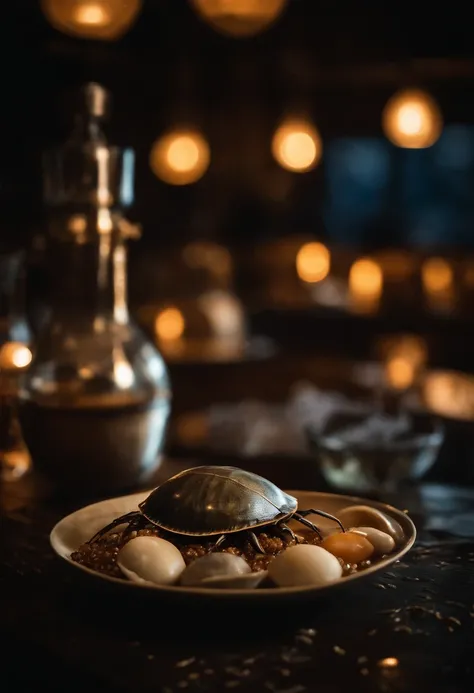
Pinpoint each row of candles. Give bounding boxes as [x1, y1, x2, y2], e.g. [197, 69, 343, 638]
[3, 310, 473, 425]
[368, 332, 474, 422]
[145, 242, 467, 362]
[0, 242, 466, 373]
[357, 332, 474, 422]
[295, 243, 459, 315]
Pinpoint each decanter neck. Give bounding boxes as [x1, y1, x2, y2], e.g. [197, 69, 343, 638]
[47, 219, 129, 327]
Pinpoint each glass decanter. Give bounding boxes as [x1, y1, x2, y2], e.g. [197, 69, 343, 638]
[0, 248, 32, 481]
[19, 83, 171, 494]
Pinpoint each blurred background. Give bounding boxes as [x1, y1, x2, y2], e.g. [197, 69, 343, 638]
[3, 0, 474, 490]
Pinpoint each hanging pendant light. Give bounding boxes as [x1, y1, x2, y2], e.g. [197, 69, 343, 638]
[382, 88, 443, 149]
[272, 117, 322, 172]
[296, 242, 330, 283]
[150, 128, 211, 186]
[190, 0, 288, 37]
[41, 0, 142, 41]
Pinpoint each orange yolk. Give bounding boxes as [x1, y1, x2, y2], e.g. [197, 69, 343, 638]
[321, 532, 374, 563]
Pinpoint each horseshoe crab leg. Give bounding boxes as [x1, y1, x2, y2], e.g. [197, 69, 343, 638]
[122, 514, 147, 541]
[87, 511, 141, 544]
[277, 522, 299, 544]
[209, 534, 227, 552]
[248, 530, 266, 554]
[298, 508, 345, 532]
[293, 512, 323, 540]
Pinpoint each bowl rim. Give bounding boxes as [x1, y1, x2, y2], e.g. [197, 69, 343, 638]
[306, 414, 445, 452]
[50, 489, 417, 600]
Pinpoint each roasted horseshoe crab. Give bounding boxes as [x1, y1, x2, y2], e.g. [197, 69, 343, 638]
[87, 465, 344, 553]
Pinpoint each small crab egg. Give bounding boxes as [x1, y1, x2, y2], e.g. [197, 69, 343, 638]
[117, 536, 186, 586]
[180, 553, 251, 587]
[199, 570, 268, 590]
[337, 505, 404, 545]
[321, 531, 374, 563]
[349, 527, 395, 555]
[268, 544, 343, 587]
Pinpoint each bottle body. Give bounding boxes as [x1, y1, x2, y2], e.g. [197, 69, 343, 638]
[19, 232, 171, 493]
[20, 360, 171, 492]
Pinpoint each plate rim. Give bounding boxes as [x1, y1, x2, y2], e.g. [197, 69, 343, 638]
[50, 489, 417, 599]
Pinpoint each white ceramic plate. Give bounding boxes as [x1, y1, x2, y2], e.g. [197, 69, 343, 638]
[50, 490, 416, 602]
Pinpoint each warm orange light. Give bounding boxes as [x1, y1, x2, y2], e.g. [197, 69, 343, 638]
[190, 0, 287, 37]
[423, 371, 474, 421]
[349, 259, 383, 297]
[150, 130, 210, 185]
[155, 307, 185, 341]
[381, 335, 427, 390]
[272, 118, 322, 172]
[41, 0, 142, 40]
[382, 89, 442, 149]
[380, 334, 428, 364]
[422, 257, 453, 295]
[378, 657, 399, 669]
[75, 3, 109, 25]
[0, 343, 32, 370]
[386, 357, 416, 390]
[349, 258, 383, 314]
[68, 215, 87, 236]
[1, 449, 31, 481]
[296, 242, 330, 283]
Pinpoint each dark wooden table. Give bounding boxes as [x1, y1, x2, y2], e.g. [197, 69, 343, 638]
[1, 456, 474, 693]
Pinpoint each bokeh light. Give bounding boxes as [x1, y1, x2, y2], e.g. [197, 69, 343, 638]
[348, 258, 383, 314]
[113, 357, 135, 389]
[75, 3, 109, 25]
[421, 257, 455, 313]
[378, 657, 399, 669]
[296, 242, 330, 283]
[41, 0, 142, 40]
[190, 0, 287, 37]
[386, 357, 416, 390]
[0, 343, 33, 370]
[422, 257, 453, 294]
[349, 259, 383, 296]
[382, 89, 442, 149]
[150, 129, 210, 185]
[272, 118, 322, 172]
[155, 307, 186, 341]
[423, 371, 474, 421]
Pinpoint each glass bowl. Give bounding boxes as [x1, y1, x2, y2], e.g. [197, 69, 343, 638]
[306, 409, 444, 496]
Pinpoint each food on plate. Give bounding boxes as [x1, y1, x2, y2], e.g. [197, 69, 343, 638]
[71, 467, 404, 590]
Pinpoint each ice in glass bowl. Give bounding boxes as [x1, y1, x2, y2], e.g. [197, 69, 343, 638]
[307, 408, 444, 495]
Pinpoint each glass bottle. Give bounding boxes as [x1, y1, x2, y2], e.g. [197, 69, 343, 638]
[19, 83, 171, 494]
[0, 249, 32, 481]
